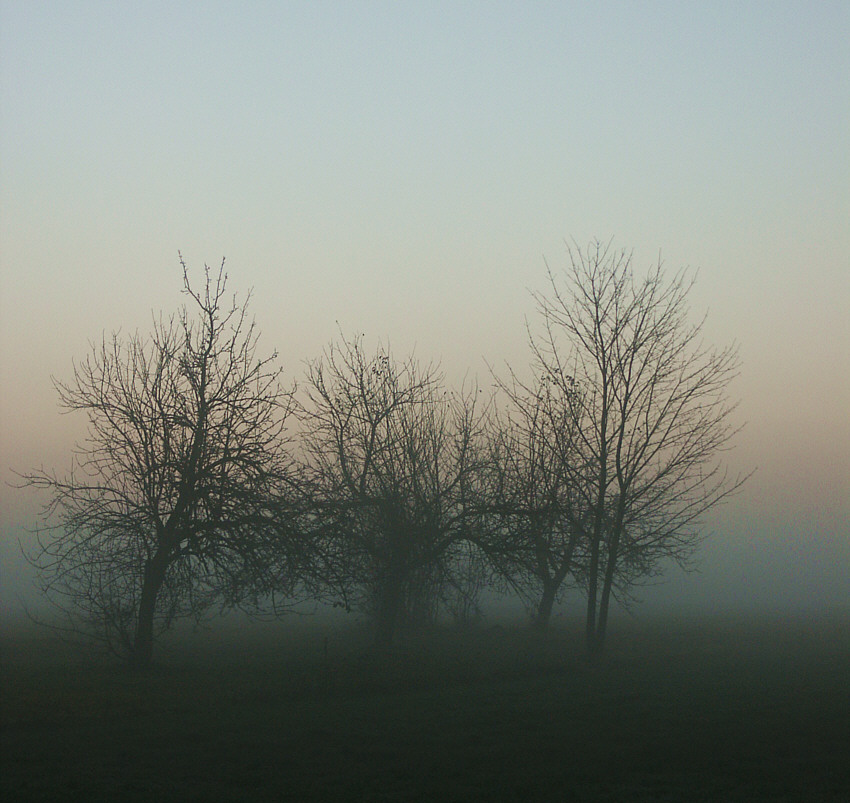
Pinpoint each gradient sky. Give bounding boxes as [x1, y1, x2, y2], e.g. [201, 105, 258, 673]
[1, 1, 848, 619]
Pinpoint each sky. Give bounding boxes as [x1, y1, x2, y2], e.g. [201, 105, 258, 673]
[1, 1, 848, 622]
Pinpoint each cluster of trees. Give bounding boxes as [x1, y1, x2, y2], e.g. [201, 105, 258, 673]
[24, 243, 745, 668]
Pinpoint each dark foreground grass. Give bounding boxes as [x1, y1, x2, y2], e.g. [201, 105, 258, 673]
[2, 613, 849, 802]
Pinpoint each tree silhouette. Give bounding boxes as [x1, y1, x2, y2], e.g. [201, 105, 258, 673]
[23, 260, 296, 667]
[527, 241, 747, 652]
[297, 334, 485, 646]
[480, 374, 584, 629]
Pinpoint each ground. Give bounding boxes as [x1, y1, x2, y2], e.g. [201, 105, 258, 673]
[2, 613, 848, 801]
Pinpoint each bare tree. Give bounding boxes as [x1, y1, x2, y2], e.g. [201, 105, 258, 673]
[297, 335, 484, 646]
[22, 259, 296, 667]
[439, 539, 492, 628]
[481, 375, 584, 630]
[531, 240, 747, 653]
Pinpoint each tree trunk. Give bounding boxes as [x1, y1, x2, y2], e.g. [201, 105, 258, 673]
[586, 457, 608, 654]
[374, 571, 404, 648]
[595, 528, 621, 654]
[585, 534, 600, 652]
[535, 579, 558, 630]
[131, 550, 169, 669]
[596, 582, 612, 653]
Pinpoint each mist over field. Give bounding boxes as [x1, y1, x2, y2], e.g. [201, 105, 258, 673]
[3, 495, 849, 629]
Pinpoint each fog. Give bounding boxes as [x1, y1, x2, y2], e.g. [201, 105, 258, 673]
[4, 489, 848, 631]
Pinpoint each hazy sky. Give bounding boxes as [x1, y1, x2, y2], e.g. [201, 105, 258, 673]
[1, 1, 848, 619]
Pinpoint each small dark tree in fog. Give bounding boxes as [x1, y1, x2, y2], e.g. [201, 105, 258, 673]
[531, 240, 746, 653]
[440, 539, 492, 627]
[23, 260, 296, 667]
[298, 335, 484, 646]
[481, 376, 584, 630]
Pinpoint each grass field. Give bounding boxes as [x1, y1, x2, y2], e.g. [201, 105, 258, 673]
[2, 612, 848, 801]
